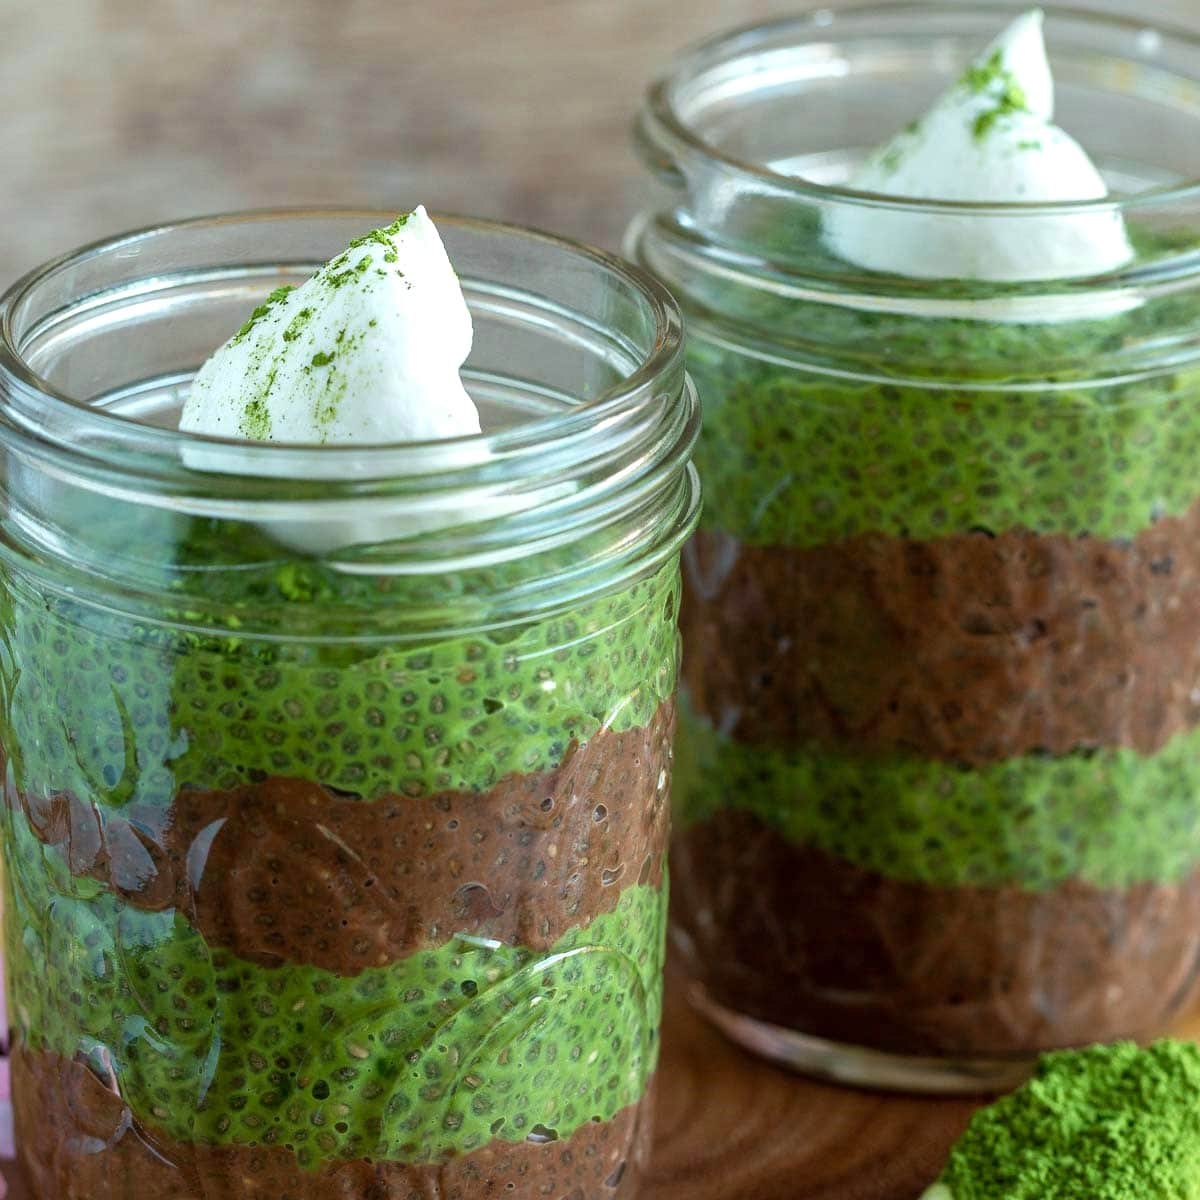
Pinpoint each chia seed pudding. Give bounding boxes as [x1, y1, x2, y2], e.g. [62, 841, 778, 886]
[629, 5, 1200, 1087]
[0, 212, 700, 1194]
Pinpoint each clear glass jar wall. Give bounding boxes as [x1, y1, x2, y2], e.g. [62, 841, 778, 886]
[0, 212, 700, 1196]
[629, 3, 1200, 1091]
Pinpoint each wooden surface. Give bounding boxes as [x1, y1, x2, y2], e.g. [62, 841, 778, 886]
[646, 971, 980, 1200]
[5, 0, 1199, 287]
[1, 964, 1198, 1199]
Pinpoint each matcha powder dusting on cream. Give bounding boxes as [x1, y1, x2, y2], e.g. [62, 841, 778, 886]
[180, 206, 480, 445]
[822, 9, 1132, 284]
[177, 207, 489, 554]
[924, 1041, 1200, 1200]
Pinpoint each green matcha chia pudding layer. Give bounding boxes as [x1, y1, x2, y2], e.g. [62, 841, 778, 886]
[0, 213, 700, 1197]
[630, 6, 1200, 1083]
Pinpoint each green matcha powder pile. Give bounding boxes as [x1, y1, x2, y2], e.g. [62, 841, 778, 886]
[934, 1041, 1200, 1200]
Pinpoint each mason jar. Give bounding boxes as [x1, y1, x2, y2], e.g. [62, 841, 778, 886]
[0, 211, 700, 1198]
[628, 3, 1200, 1091]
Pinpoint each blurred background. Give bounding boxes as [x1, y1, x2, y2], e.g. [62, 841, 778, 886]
[4, 0, 1199, 285]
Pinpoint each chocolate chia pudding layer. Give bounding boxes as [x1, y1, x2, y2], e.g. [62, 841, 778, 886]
[681, 512, 1200, 764]
[673, 811, 1200, 1057]
[14, 702, 673, 971]
[11, 1045, 651, 1200]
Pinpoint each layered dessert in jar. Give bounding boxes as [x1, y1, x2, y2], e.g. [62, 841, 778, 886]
[0, 211, 699, 1194]
[629, 6, 1200, 1085]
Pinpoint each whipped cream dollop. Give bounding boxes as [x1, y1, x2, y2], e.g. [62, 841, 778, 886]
[180, 208, 497, 555]
[181, 206, 480, 444]
[823, 10, 1133, 284]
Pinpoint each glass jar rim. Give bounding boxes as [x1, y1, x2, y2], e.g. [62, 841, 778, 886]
[0, 207, 685, 476]
[0, 208, 700, 611]
[640, 0, 1200, 218]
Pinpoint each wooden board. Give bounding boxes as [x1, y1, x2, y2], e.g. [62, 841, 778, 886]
[645, 969, 980, 1200]
[2, 966, 1196, 1200]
